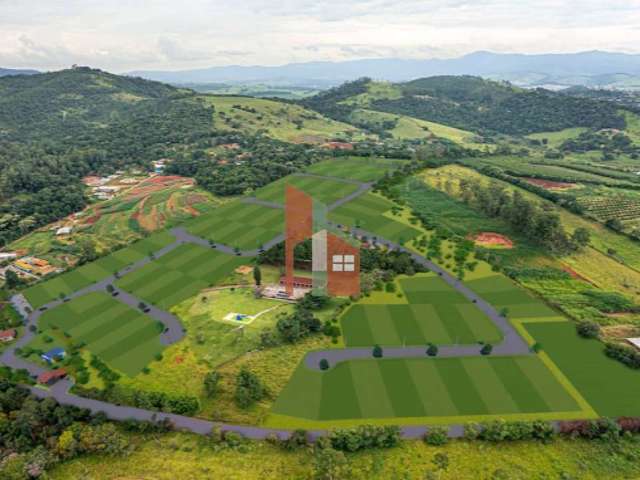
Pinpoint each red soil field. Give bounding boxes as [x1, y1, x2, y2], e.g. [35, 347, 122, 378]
[471, 232, 514, 248]
[523, 177, 577, 191]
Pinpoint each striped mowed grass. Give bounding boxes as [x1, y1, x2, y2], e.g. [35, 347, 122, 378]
[23, 231, 176, 309]
[272, 356, 580, 421]
[340, 274, 502, 347]
[254, 174, 359, 206]
[115, 244, 246, 310]
[304, 156, 403, 183]
[38, 292, 164, 376]
[329, 192, 422, 244]
[184, 200, 283, 250]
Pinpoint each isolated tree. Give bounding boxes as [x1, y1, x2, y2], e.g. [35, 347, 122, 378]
[372, 344, 383, 358]
[4, 270, 21, 289]
[319, 359, 330, 371]
[481, 343, 493, 355]
[234, 368, 266, 409]
[571, 227, 591, 249]
[138, 301, 147, 311]
[253, 265, 262, 286]
[105, 284, 114, 293]
[426, 343, 438, 357]
[204, 371, 221, 398]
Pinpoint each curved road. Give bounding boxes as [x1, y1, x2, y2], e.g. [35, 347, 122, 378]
[3, 175, 535, 440]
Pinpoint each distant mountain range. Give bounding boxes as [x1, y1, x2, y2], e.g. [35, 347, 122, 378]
[0, 67, 39, 77]
[129, 51, 640, 90]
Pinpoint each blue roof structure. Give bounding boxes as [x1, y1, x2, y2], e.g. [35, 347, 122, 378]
[41, 347, 66, 362]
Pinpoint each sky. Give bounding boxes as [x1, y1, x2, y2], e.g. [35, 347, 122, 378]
[1, 0, 640, 72]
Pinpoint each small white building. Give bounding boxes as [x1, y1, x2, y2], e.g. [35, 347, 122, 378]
[56, 226, 72, 236]
[0, 252, 17, 262]
[626, 338, 640, 350]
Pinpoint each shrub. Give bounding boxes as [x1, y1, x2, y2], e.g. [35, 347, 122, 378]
[204, 371, 221, 398]
[234, 368, 266, 409]
[280, 429, 309, 450]
[426, 343, 438, 357]
[329, 425, 400, 452]
[477, 420, 556, 442]
[480, 343, 493, 355]
[463, 422, 480, 440]
[604, 342, 640, 369]
[424, 425, 449, 445]
[319, 359, 330, 371]
[372, 344, 383, 358]
[576, 320, 600, 339]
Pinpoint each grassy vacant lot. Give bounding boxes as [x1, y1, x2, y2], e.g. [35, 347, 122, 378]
[22, 231, 176, 309]
[50, 433, 640, 480]
[341, 273, 502, 347]
[527, 127, 588, 148]
[183, 200, 284, 250]
[466, 274, 561, 321]
[115, 244, 246, 310]
[330, 192, 422, 243]
[305, 156, 404, 182]
[202, 95, 363, 143]
[525, 321, 640, 417]
[270, 355, 581, 426]
[254, 174, 359, 206]
[32, 292, 164, 376]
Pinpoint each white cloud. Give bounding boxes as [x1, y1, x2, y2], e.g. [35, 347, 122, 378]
[0, 0, 638, 71]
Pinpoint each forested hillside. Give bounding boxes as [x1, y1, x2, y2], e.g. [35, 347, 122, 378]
[301, 76, 627, 136]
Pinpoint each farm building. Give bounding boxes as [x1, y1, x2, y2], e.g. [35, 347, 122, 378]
[41, 347, 66, 364]
[0, 252, 17, 262]
[37, 368, 67, 385]
[56, 226, 73, 236]
[0, 329, 17, 342]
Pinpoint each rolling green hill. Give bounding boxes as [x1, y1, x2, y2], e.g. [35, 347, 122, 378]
[301, 76, 627, 137]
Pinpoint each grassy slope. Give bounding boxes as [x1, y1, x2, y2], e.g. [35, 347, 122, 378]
[420, 164, 640, 302]
[304, 156, 405, 182]
[50, 433, 640, 480]
[527, 127, 588, 148]
[202, 95, 365, 143]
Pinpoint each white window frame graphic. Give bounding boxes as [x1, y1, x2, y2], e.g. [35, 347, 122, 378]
[332, 254, 355, 272]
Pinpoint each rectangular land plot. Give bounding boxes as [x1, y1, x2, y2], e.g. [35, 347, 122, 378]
[329, 193, 421, 243]
[183, 201, 283, 251]
[254, 174, 359, 206]
[525, 321, 640, 417]
[272, 355, 580, 422]
[305, 157, 404, 182]
[466, 274, 559, 319]
[35, 292, 164, 376]
[115, 244, 245, 309]
[23, 231, 176, 309]
[340, 273, 502, 346]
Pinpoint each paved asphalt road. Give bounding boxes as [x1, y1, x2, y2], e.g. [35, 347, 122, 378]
[2, 177, 541, 439]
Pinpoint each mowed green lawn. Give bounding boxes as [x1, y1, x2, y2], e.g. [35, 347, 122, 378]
[305, 156, 404, 182]
[272, 356, 580, 422]
[115, 244, 246, 310]
[23, 231, 176, 309]
[341, 274, 502, 346]
[254, 174, 359, 206]
[329, 193, 421, 243]
[36, 292, 164, 376]
[466, 274, 562, 320]
[183, 200, 284, 250]
[525, 321, 640, 417]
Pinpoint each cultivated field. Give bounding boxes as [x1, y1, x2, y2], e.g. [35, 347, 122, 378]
[34, 292, 164, 376]
[271, 355, 582, 425]
[23, 231, 176, 309]
[341, 273, 502, 347]
[183, 200, 284, 250]
[330, 192, 422, 243]
[305, 156, 404, 182]
[115, 244, 246, 310]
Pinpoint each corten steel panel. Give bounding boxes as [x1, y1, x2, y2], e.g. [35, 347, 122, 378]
[285, 185, 313, 296]
[327, 233, 360, 297]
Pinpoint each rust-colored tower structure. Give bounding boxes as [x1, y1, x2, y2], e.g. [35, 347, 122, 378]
[284, 185, 359, 297]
